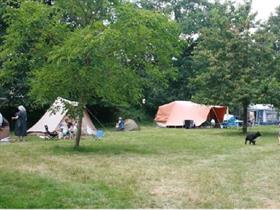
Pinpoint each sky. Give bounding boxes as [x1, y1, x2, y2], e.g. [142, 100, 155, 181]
[236, 0, 279, 21]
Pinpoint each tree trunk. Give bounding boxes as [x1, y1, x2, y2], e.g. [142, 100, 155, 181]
[242, 100, 249, 134]
[74, 111, 83, 148]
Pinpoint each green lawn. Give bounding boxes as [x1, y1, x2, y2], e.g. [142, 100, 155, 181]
[0, 125, 280, 208]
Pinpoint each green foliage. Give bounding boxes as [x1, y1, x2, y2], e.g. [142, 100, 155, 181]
[0, 0, 20, 45]
[266, 6, 280, 40]
[190, 1, 280, 133]
[191, 1, 279, 106]
[55, 0, 121, 27]
[117, 105, 152, 122]
[31, 24, 135, 107]
[252, 31, 280, 106]
[0, 1, 69, 106]
[112, 5, 181, 102]
[257, 6, 280, 107]
[0, 0, 20, 102]
[135, 0, 214, 108]
[136, 0, 211, 25]
[30, 4, 181, 106]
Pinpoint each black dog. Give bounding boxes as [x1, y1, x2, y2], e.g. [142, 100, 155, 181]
[245, 131, 261, 145]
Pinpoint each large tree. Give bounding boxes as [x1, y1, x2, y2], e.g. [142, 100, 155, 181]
[30, 4, 181, 147]
[191, 1, 280, 133]
[256, 6, 280, 107]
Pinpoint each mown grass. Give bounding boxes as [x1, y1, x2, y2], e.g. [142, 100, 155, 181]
[0, 125, 280, 208]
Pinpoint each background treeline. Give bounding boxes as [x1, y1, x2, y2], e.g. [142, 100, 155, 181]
[1, 0, 280, 131]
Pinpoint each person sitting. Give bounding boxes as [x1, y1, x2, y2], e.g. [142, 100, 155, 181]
[68, 121, 76, 139]
[62, 123, 70, 139]
[62, 118, 76, 139]
[116, 117, 125, 131]
[58, 124, 64, 139]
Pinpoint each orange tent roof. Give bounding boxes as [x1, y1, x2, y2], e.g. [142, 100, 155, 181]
[154, 101, 227, 127]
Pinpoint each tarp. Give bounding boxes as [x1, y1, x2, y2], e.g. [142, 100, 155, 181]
[27, 97, 96, 135]
[154, 101, 227, 127]
[222, 114, 239, 127]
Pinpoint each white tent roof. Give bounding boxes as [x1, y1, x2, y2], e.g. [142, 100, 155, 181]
[28, 97, 96, 135]
[249, 104, 275, 111]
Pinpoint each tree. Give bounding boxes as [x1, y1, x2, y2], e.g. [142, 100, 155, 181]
[134, 0, 213, 113]
[136, 0, 211, 24]
[30, 4, 181, 147]
[191, 1, 280, 133]
[0, 0, 20, 103]
[55, 0, 121, 27]
[0, 1, 69, 107]
[256, 6, 280, 107]
[266, 6, 280, 52]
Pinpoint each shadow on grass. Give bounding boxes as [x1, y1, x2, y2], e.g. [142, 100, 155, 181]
[49, 143, 157, 156]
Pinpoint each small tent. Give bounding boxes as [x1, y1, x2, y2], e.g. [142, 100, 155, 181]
[154, 101, 227, 127]
[28, 97, 96, 135]
[0, 116, 10, 141]
[124, 119, 139, 131]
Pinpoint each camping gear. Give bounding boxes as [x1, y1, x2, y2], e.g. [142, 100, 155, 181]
[154, 101, 227, 127]
[28, 97, 96, 136]
[222, 114, 240, 128]
[124, 119, 139, 131]
[184, 120, 194, 129]
[0, 117, 10, 141]
[95, 130, 105, 139]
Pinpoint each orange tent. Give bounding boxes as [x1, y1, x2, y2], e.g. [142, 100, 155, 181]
[154, 101, 227, 127]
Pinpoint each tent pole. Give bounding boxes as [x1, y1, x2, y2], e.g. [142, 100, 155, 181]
[86, 107, 111, 137]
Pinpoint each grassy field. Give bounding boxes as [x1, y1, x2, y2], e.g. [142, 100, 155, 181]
[0, 125, 280, 208]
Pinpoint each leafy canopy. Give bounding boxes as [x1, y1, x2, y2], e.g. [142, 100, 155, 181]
[30, 4, 181, 108]
[0, 1, 69, 105]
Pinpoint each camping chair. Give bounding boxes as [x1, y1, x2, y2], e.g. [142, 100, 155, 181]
[44, 125, 58, 139]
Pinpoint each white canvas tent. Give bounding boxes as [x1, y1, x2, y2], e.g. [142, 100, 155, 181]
[28, 97, 96, 135]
